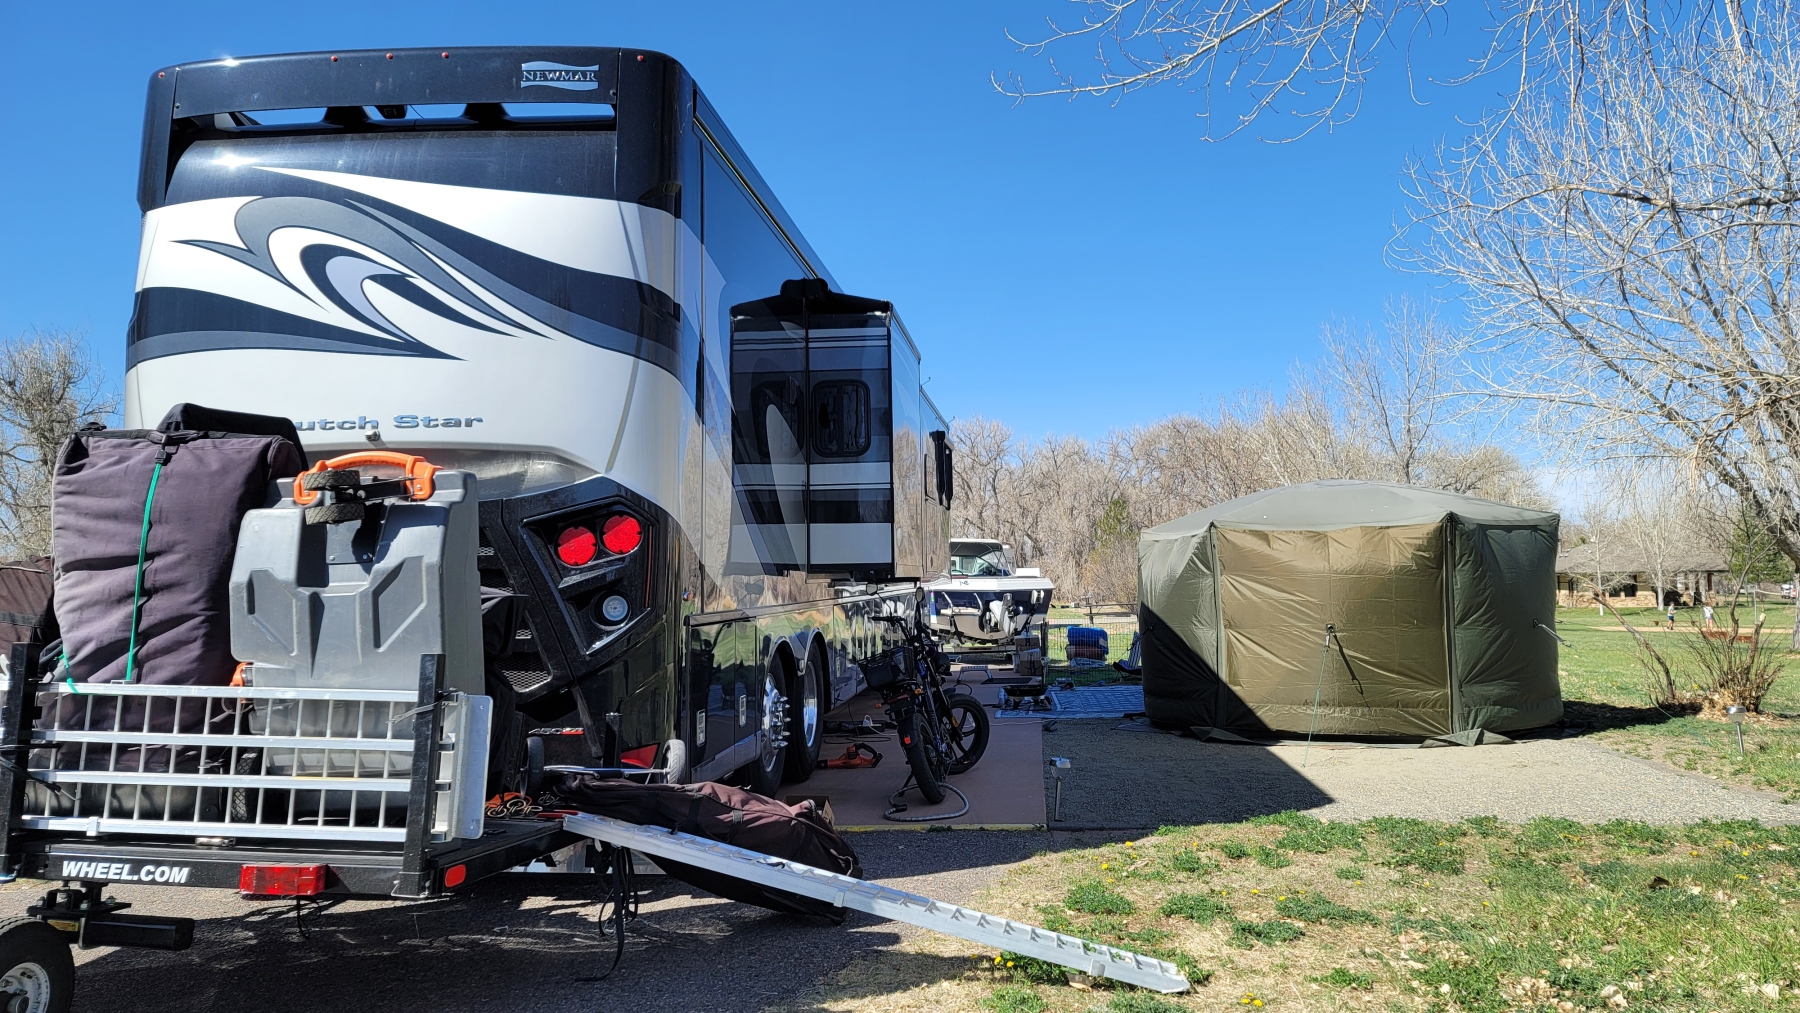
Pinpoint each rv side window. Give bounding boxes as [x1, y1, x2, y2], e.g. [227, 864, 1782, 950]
[813, 380, 871, 457]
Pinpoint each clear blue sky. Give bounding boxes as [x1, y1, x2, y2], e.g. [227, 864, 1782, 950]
[0, 2, 1494, 441]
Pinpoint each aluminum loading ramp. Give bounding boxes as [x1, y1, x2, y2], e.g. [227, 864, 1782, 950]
[561, 813, 1190, 993]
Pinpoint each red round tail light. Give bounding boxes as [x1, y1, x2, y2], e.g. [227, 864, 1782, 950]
[602, 515, 642, 554]
[556, 526, 597, 566]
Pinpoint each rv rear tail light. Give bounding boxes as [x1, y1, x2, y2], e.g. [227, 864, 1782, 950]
[601, 514, 641, 554]
[239, 864, 326, 897]
[557, 525, 598, 566]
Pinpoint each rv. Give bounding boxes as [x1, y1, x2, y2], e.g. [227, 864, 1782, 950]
[120, 46, 952, 797]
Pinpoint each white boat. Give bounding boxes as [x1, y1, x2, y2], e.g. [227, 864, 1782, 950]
[925, 539, 1054, 657]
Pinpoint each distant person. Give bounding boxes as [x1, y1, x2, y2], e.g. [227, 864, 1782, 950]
[1666, 602, 1677, 625]
[1704, 603, 1716, 629]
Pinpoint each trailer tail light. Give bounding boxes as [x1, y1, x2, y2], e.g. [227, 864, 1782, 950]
[239, 864, 326, 897]
[601, 515, 641, 554]
[444, 864, 468, 888]
[620, 744, 658, 769]
[557, 525, 598, 566]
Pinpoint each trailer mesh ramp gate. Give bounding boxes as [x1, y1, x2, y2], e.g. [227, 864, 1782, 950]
[562, 813, 1190, 993]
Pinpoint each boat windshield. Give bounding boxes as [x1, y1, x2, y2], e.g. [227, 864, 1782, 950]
[949, 546, 1010, 577]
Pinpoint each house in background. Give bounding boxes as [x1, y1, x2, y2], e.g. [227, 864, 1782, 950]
[1553, 545, 1730, 607]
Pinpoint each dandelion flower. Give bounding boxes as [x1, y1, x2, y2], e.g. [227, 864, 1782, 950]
[1253, 1001, 1264, 1007]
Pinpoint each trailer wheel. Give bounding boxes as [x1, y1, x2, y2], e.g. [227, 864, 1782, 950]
[0, 918, 73, 1013]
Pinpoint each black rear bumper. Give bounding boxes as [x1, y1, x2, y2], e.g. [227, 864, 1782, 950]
[13, 819, 577, 898]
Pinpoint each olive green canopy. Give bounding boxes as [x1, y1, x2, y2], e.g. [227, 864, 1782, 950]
[1138, 480, 1562, 737]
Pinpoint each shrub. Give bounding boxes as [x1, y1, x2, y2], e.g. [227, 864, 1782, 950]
[981, 986, 1045, 1013]
[1065, 881, 1135, 915]
[1158, 892, 1231, 922]
[1274, 893, 1378, 926]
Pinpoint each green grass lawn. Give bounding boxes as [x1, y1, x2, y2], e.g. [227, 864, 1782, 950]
[1554, 604, 1800, 803]
[1553, 603, 1800, 713]
[799, 815, 1800, 1012]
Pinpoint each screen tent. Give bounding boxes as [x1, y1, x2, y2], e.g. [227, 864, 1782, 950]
[1138, 480, 1562, 738]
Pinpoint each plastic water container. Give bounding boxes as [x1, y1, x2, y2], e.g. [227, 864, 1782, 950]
[1058, 629, 1101, 662]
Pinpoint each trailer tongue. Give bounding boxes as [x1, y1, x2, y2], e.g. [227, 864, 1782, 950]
[560, 812, 1191, 994]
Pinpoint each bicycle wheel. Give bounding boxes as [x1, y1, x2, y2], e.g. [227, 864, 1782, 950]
[899, 712, 947, 804]
[939, 693, 990, 775]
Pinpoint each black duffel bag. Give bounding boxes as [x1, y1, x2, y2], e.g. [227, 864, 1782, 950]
[555, 776, 863, 922]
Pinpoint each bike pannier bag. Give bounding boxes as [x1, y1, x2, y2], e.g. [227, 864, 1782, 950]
[861, 644, 909, 690]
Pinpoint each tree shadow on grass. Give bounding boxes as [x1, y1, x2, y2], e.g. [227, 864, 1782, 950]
[1557, 698, 1701, 736]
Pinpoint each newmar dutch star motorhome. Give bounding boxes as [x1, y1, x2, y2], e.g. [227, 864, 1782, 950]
[117, 46, 951, 798]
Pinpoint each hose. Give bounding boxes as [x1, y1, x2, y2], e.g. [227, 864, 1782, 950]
[883, 775, 970, 823]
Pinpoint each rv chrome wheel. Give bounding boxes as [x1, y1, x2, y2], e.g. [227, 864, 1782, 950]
[760, 675, 789, 761]
[785, 644, 826, 781]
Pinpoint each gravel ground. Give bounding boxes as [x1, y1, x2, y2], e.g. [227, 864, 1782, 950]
[0, 830, 1088, 1013]
[1041, 719, 1799, 827]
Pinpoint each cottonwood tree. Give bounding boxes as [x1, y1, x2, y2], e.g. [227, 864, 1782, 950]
[1400, 2, 1800, 618]
[996, 1, 1639, 140]
[1325, 297, 1453, 485]
[0, 330, 116, 558]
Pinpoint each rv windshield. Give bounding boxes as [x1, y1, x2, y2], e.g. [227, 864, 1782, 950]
[949, 546, 1009, 577]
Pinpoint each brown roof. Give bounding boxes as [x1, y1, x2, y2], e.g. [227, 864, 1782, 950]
[1554, 543, 1726, 576]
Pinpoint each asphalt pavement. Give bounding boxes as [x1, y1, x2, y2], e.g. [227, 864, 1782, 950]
[0, 830, 1095, 1013]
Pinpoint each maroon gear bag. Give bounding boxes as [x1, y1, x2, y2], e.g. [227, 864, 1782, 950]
[555, 777, 862, 922]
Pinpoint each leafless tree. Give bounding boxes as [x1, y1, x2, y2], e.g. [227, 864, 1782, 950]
[0, 330, 116, 559]
[995, 1, 1638, 140]
[949, 369, 1547, 600]
[1400, 1, 1800, 607]
[1324, 297, 1454, 485]
[1600, 462, 1718, 617]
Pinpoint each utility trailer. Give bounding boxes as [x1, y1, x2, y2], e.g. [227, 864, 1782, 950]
[0, 641, 1187, 1009]
[0, 644, 583, 1010]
